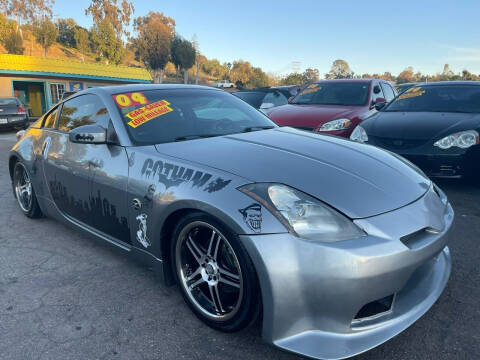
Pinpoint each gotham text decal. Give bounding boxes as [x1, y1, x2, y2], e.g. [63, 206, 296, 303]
[141, 158, 231, 192]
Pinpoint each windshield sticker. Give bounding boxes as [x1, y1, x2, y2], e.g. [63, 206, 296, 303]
[398, 86, 425, 100]
[301, 84, 321, 95]
[113, 92, 149, 108]
[126, 100, 173, 128]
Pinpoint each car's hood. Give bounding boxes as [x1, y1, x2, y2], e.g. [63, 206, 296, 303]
[267, 104, 364, 127]
[363, 111, 480, 140]
[154, 127, 430, 219]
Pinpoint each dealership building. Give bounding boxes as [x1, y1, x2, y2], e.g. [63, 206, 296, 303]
[0, 54, 152, 117]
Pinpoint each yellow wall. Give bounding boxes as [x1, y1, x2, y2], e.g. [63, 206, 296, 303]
[0, 77, 12, 96]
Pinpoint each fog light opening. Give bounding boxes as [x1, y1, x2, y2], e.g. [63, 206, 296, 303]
[353, 294, 395, 322]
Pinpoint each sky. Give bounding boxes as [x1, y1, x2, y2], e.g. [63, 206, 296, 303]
[53, 0, 480, 76]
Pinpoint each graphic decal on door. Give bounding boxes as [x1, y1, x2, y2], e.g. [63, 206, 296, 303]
[136, 213, 150, 248]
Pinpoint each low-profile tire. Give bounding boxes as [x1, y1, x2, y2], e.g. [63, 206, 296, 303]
[12, 161, 42, 218]
[171, 212, 261, 332]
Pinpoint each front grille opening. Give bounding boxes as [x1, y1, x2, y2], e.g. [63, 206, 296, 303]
[354, 294, 394, 321]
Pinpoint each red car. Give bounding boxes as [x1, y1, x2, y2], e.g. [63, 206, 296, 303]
[267, 79, 397, 137]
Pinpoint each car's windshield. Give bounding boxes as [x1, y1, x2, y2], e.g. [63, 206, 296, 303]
[291, 82, 370, 106]
[0, 98, 17, 106]
[385, 85, 480, 113]
[113, 88, 276, 145]
[233, 92, 266, 108]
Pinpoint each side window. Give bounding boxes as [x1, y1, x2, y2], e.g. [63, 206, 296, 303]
[380, 83, 396, 102]
[58, 94, 110, 132]
[43, 107, 59, 128]
[263, 91, 288, 107]
[371, 83, 385, 103]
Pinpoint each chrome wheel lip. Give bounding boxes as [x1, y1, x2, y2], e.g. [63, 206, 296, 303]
[14, 163, 33, 213]
[176, 221, 244, 321]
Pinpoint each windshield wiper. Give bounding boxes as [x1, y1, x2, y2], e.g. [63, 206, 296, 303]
[174, 134, 222, 142]
[242, 126, 275, 132]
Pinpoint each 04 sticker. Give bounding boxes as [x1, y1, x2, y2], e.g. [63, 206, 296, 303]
[113, 92, 149, 108]
[126, 100, 173, 128]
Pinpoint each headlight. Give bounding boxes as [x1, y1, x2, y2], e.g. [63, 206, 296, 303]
[350, 125, 368, 142]
[434, 130, 479, 149]
[317, 118, 351, 132]
[239, 183, 365, 242]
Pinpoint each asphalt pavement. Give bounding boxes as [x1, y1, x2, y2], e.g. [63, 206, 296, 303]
[0, 129, 478, 360]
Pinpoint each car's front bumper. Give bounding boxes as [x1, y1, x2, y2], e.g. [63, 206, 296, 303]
[240, 185, 453, 359]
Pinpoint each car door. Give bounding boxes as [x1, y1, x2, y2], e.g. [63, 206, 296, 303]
[42, 97, 93, 225]
[43, 94, 130, 244]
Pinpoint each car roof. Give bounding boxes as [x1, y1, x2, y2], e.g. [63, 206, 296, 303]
[314, 79, 375, 83]
[418, 81, 480, 86]
[80, 84, 224, 97]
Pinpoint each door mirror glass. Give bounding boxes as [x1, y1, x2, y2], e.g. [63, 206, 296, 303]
[260, 102, 275, 110]
[69, 124, 106, 144]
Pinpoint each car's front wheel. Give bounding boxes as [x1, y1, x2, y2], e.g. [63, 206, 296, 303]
[171, 212, 260, 332]
[13, 161, 42, 218]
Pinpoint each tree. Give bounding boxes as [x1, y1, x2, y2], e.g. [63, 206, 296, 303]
[3, 27, 24, 54]
[74, 27, 91, 55]
[133, 11, 172, 83]
[34, 18, 58, 56]
[0, 12, 16, 40]
[3, 0, 54, 24]
[201, 58, 229, 79]
[248, 67, 269, 88]
[86, 0, 134, 37]
[325, 59, 353, 79]
[170, 36, 196, 84]
[397, 66, 414, 83]
[281, 72, 307, 85]
[57, 18, 77, 47]
[303, 68, 319, 82]
[91, 19, 124, 64]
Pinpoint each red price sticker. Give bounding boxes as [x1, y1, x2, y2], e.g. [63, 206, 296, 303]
[113, 92, 149, 108]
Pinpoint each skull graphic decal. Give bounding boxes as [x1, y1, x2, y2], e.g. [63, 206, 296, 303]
[136, 213, 150, 248]
[239, 203, 262, 233]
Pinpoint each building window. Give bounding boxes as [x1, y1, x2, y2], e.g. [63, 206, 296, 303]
[50, 83, 65, 104]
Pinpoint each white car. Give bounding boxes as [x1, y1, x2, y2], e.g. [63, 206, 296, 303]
[214, 80, 235, 88]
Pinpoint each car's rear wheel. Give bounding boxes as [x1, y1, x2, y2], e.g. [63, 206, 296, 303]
[171, 212, 260, 332]
[13, 162, 42, 218]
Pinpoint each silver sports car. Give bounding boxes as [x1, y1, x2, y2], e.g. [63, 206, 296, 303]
[9, 85, 452, 359]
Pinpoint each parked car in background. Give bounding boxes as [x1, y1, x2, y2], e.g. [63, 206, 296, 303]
[267, 79, 397, 136]
[233, 87, 292, 113]
[274, 84, 304, 97]
[214, 80, 235, 88]
[351, 81, 480, 178]
[396, 82, 420, 94]
[0, 97, 29, 129]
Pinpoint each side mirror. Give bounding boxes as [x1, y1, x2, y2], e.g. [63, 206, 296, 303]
[374, 101, 387, 111]
[69, 124, 106, 144]
[260, 102, 275, 110]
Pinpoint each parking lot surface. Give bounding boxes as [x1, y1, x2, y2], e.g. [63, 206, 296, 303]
[0, 129, 479, 360]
